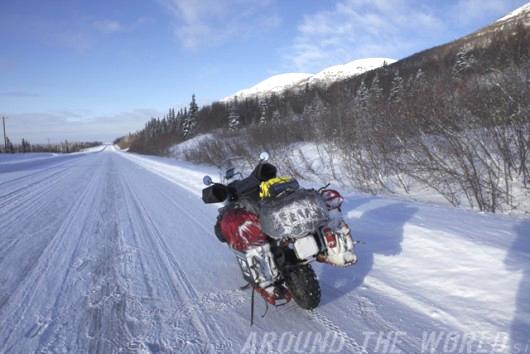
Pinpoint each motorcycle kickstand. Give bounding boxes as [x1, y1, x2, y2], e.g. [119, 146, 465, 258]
[261, 300, 269, 318]
[250, 287, 255, 326]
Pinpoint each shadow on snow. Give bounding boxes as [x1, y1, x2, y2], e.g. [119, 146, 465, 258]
[505, 218, 530, 350]
[319, 197, 418, 305]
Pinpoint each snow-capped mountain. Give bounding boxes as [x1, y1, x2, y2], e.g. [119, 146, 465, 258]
[222, 58, 396, 102]
[223, 73, 312, 102]
[496, 2, 530, 23]
[306, 58, 396, 86]
[468, 1, 530, 43]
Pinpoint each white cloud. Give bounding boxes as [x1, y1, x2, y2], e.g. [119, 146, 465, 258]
[452, 0, 519, 22]
[92, 19, 123, 33]
[2, 109, 161, 143]
[91, 17, 154, 34]
[159, 0, 280, 49]
[284, 0, 528, 72]
[284, 0, 446, 72]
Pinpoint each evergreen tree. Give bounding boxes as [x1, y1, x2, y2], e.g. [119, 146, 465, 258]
[189, 94, 198, 118]
[21, 138, 31, 153]
[369, 73, 383, 101]
[5, 137, 14, 153]
[228, 100, 240, 131]
[303, 93, 326, 121]
[271, 109, 281, 122]
[258, 99, 268, 126]
[415, 68, 425, 81]
[183, 94, 198, 137]
[453, 46, 476, 78]
[389, 70, 404, 103]
[354, 81, 369, 112]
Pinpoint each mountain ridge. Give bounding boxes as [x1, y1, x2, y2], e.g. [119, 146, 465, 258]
[222, 57, 396, 102]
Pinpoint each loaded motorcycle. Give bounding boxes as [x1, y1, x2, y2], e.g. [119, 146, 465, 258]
[201, 152, 357, 313]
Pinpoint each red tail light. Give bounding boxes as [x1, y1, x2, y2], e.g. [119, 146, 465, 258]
[323, 228, 337, 248]
[321, 189, 344, 210]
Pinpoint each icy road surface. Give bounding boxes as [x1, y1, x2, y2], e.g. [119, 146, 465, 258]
[0, 145, 529, 353]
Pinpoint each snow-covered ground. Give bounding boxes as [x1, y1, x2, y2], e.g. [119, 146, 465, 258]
[168, 133, 216, 160]
[0, 146, 529, 353]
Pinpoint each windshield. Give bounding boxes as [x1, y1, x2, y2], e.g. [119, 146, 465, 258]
[219, 156, 246, 183]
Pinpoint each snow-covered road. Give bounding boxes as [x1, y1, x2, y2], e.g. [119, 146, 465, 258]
[0, 146, 529, 353]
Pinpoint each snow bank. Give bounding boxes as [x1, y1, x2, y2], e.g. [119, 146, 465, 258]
[169, 133, 216, 160]
[119, 151, 219, 197]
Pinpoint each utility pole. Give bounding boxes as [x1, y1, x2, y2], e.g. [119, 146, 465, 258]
[2, 116, 7, 152]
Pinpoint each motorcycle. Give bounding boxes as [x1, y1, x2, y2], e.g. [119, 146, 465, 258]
[201, 152, 358, 313]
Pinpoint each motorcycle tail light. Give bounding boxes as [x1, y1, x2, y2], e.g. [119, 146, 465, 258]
[321, 189, 344, 210]
[323, 228, 337, 248]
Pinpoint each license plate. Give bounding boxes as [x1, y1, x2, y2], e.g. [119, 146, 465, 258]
[294, 236, 319, 260]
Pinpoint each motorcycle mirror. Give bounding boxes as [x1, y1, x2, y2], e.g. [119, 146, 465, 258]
[202, 175, 213, 186]
[259, 151, 269, 162]
[225, 167, 236, 180]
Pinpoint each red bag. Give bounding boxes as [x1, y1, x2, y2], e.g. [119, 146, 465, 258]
[219, 209, 268, 252]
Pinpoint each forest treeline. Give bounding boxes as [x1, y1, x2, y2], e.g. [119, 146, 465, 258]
[0, 138, 102, 154]
[121, 20, 530, 213]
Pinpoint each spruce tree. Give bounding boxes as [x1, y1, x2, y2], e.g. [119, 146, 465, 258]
[258, 99, 268, 125]
[389, 70, 404, 104]
[183, 94, 198, 137]
[228, 101, 240, 131]
[453, 47, 476, 78]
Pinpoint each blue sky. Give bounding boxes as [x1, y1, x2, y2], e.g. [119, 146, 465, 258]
[0, 0, 527, 143]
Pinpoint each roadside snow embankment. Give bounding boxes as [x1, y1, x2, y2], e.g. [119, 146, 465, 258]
[119, 152, 218, 196]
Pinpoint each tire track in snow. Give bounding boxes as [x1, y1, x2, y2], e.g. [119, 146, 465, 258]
[0, 167, 70, 204]
[120, 178, 210, 351]
[79, 160, 139, 354]
[119, 176, 233, 353]
[308, 309, 368, 354]
[0, 157, 102, 351]
[0, 162, 89, 313]
[315, 279, 423, 352]
[0, 166, 77, 221]
[353, 294, 423, 351]
[0, 155, 78, 185]
[147, 181, 252, 320]
[0, 168, 78, 255]
[2, 153, 154, 353]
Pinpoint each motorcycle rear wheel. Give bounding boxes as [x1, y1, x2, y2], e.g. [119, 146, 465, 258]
[285, 263, 321, 310]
